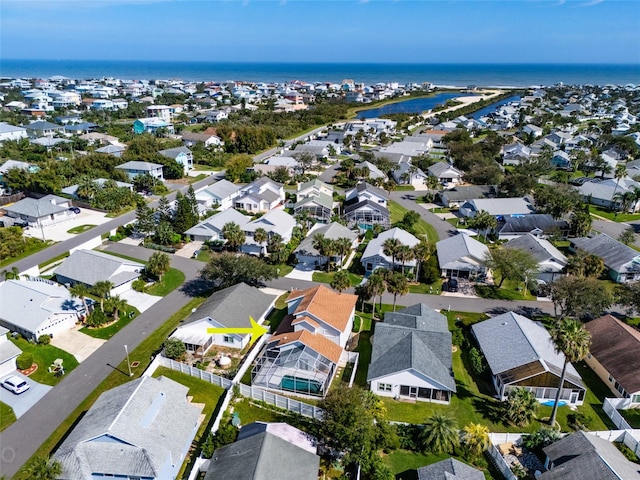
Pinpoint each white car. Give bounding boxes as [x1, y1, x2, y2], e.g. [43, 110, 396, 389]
[2, 375, 30, 395]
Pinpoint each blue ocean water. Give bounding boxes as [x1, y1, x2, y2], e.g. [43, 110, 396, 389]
[1, 60, 639, 87]
[357, 93, 475, 118]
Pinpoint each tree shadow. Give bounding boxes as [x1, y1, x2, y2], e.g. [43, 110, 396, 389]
[180, 278, 215, 297]
[485, 306, 510, 316]
[471, 396, 505, 426]
[396, 469, 418, 480]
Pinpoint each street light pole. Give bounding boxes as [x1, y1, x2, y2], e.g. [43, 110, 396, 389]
[124, 344, 133, 377]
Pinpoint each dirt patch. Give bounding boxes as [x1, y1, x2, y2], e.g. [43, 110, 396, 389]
[18, 363, 38, 376]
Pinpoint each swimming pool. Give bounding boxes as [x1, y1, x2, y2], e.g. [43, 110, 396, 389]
[541, 400, 567, 407]
[280, 375, 322, 394]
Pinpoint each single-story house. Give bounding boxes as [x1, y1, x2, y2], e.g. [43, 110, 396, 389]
[61, 178, 133, 199]
[439, 185, 497, 209]
[368, 304, 456, 404]
[436, 233, 490, 279]
[503, 234, 567, 283]
[417, 458, 485, 480]
[540, 431, 640, 480]
[53, 249, 145, 295]
[570, 234, 640, 283]
[0, 279, 84, 341]
[497, 214, 570, 240]
[584, 315, 640, 404]
[158, 146, 193, 173]
[358, 160, 387, 181]
[241, 208, 296, 255]
[0, 326, 22, 378]
[0, 122, 28, 143]
[459, 197, 535, 219]
[195, 179, 242, 212]
[361, 227, 420, 275]
[180, 131, 223, 148]
[170, 283, 276, 354]
[94, 144, 126, 157]
[294, 222, 358, 268]
[252, 285, 357, 397]
[115, 161, 164, 181]
[578, 177, 640, 212]
[1, 195, 73, 227]
[427, 161, 464, 186]
[203, 422, 320, 480]
[391, 161, 428, 187]
[53, 376, 203, 480]
[471, 312, 586, 406]
[183, 208, 250, 242]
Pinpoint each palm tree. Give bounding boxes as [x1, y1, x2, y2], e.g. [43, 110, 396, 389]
[222, 222, 245, 251]
[461, 423, 490, 458]
[367, 270, 387, 319]
[105, 295, 128, 322]
[394, 245, 415, 274]
[253, 227, 268, 255]
[504, 387, 538, 427]
[470, 210, 497, 241]
[22, 456, 62, 480]
[382, 238, 402, 270]
[146, 251, 171, 280]
[69, 283, 91, 316]
[413, 240, 432, 280]
[92, 280, 114, 312]
[334, 237, 353, 267]
[420, 412, 459, 454]
[76, 175, 99, 200]
[295, 210, 312, 236]
[548, 318, 592, 427]
[2, 266, 20, 280]
[330, 270, 351, 293]
[386, 271, 409, 311]
[354, 282, 374, 313]
[610, 164, 627, 211]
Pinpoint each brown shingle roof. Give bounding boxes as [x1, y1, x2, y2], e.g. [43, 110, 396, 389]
[270, 329, 342, 364]
[287, 285, 357, 334]
[585, 315, 640, 393]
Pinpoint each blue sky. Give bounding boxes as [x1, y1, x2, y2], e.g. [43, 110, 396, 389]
[1, 0, 638, 64]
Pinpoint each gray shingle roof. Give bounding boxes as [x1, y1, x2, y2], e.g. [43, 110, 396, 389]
[204, 430, 320, 480]
[427, 161, 463, 178]
[183, 283, 275, 329]
[184, 208, 251, 237]
[504, 234, 567, 265]
[571, 234, 640, 273]
[2, 196, 68, 218]
[116, 161, 163, 171]
[294, 192, 333, 210]
[540, 431, 640, 480]
[54, 376, 203, 480]
[436, 234, 490, 271]
[294, 222, 357, 257]
[199, 179, 241, 201]
[54, 249, 144, 288]
[367, 304, 455, 391]
[499, 214, 569, 236]
[362, 227, 420, 263]
[159, 146, 191, 159]
[417, 458, 485, 480]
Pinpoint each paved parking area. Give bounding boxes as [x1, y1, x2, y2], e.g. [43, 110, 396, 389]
[50, 328, 106, 363]
[175, 240, 203, 258]
[285, 264, 317, 281]
[120, 289, 163, 312]
[0, 372, 52, 419]
[23, 208, 110, 242]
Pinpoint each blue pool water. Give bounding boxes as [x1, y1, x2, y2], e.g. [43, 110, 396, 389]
[541, 400, 567, 407]
[280, 375, 322, 394]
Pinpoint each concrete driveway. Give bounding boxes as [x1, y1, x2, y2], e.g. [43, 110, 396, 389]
[23, 208, 110, 242]
[285, 264, 317, 281]
[0, 372, 52, 419]
[50, 328, 106, 363]
[120, 289, 163, 312]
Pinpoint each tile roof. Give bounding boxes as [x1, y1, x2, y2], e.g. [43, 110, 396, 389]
[585, 315, 640, 393]
[270, 329, 343, 364]
[287, 285, 357, 333]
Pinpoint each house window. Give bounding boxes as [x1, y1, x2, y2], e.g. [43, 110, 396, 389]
[378, 383, 392, 392]
[367, 263, 373, 271]
[609, 375, 614, 383]
[223, 336, 234, 344]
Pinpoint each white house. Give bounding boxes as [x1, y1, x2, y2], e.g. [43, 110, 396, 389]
[361, 227, 420, 275]
[459, 197, 535, 219]
[0, 123, 28, 143]
[116, 161, 164, 181]
[0, 326, 21, 378]
[235, 177, 285, 213]
[241, 209, 296, 255]
[195, 179, 242, 213]
[158, 146, 193, 173]
[1, 195, 74, 227]
[427, 161, 464, 186]
[184, 208, 251, 242]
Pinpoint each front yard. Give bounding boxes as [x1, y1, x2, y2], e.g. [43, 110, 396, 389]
[589, 205, 640, 222]
[10, 336, 79, 386]
[80, 305, 140, 340]
[312, 270, 363, 286]
[0, 401, 16, 432]
[389, 200, 439, 243]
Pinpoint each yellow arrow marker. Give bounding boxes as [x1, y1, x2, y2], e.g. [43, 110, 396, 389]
[207, 316, 269, 346]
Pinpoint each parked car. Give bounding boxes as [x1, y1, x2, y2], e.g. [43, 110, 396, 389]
[446, 277, 459, 292]
[68, 206, 81, 214]
[2, 375, 30, 395]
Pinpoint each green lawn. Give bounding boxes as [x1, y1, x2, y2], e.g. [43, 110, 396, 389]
[264, 304, 288, 333]
[620, 408, 640, 428]
[10, 337, 79, 386]
[66, 224, 96, 234]
[38, 251, 70, 270]
[274, 264, 294, 277]
[389, 200, 439, 243]
[312, 270, 363, 286]
[188, 174, 208, 183]
[589, 205, 640, 222]
[407, 279, 443, 295]
[146, 268, 186, 296]
[0, 401, 16, 432]
[475, 278, 537, 301]
[395, 185, 416, 191]
[79, 306, 140, 340]
[193, 164, 224, 171]
[195, 249, 213, 263]
[0, 239, 54, 269]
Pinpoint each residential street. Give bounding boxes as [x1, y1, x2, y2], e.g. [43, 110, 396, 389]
[389, 190, 454, 241]
[592, 218, 640, 249]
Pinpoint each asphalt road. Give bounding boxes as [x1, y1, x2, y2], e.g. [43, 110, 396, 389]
[389, 190, 454, 241]
[5, 172, 225, 274]
[0, 244, 207, 478]
[592, 218, 640, 249]
[252, 125, 328, 163]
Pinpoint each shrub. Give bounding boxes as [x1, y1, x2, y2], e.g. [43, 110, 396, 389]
[213, 421, 238, 449]
[163, 338, 186, 359]
[395, 424, 422, 451]
[469, 347, 485, 375]
[16, 352, 34, 370]
[132, 278, 147, 293]
[567, 412, 592, 431]
[201, 432, 215, 458]
[38, 334, 51, 346]
[451, 326, 465, 347]
[85, 308, 109, 327]
[522, 426, 562, 451]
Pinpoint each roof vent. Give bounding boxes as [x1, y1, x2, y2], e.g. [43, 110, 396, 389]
[501, 322, 508, 326]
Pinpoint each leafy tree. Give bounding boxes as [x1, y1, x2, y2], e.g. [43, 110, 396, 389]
[200, 253, 277, 288]
[618, 227, 636, 245]
[616, 281, 640, 316]
[294, 151, 315, 175]
[222, 222, 246, 251]
[534, 184, 581, 219]
[156, 195, 173, 223]
[22, 456, 62, 480]
[521, 426, 562, 451]
[330, 269, 351, 293]
[386, 271, 409, 311]
[173, 190, 199, 233]
[163, 338, 186, 360]
[16, 352, 33, 370]
[549, 319, 591, 427]
[269, 165, 290, 184]
[146, 252, 171, 280]
[565, 250, 605, 278]
[154, 221, 175, 246]
[549, 276, 612, 321]
[92, 280, 114, 312]
[135, 201, 156, 237]
[461, 423, 490, 458]
[484, 247, 539, 288]
[225, 154, 253, 182]
[419, 412, 459, 454]
[504, 387, 538, 427]
[469, 347, 486, 375]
